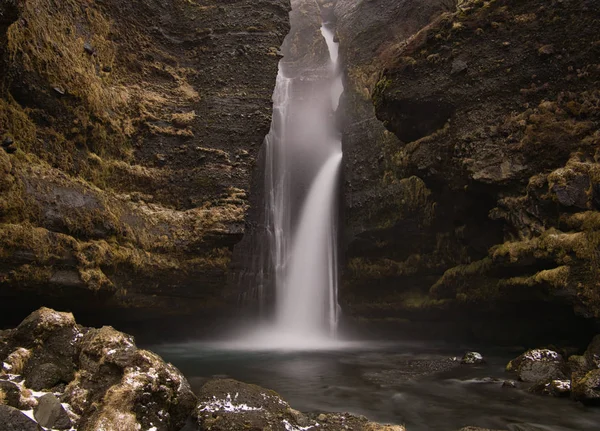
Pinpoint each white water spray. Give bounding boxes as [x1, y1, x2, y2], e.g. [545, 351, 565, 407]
[239, 17, 345, 349]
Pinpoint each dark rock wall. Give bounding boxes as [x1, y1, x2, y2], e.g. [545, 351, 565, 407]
[338, 0, 600, 342]
[0, 0, 290, 326]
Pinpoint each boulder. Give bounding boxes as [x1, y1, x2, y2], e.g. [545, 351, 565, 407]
[461, 352, 485, 365]
[1, 308, 196, 431]
[572, 369, 600, 405]
[506, 349, 567, 383]
[0, 405, 43, 430]
[34, 393, 72, 429]
[528, 379, 571, 397]
[197, 379, 302, 431]
[64, 327, 196, 431]
[0, 381, 22, 409]
[197, 379, 405, 431]
[1, 308, 81, 391]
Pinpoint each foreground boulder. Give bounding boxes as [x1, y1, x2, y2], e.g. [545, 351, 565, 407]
[196, 379, 405, 431]
[0, 307, 196, 430]
[506, 349, 567, 383]
[0, 405, 42, 431]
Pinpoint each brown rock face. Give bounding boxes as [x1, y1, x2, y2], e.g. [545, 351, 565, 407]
[0, 0, 290, 326]
[339, 0, 600, 342]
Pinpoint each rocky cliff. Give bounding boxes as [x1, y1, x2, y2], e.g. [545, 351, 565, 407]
[0, 0, 290, 326]
[339, 0, 600, 342]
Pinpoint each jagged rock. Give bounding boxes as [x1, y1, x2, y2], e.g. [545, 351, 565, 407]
[506, 349, 567, 383]
[65, 325, 196, 431]
[461, 352, 485, 365]
[1, 308, 195, 431]
[0, 405, 43, 430]
[34, 393, 72, 430]
[572, 369, 600, 405]
[528, 379, 571, 397]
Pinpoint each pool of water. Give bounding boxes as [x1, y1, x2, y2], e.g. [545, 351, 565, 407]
[149, 340, 600, 431]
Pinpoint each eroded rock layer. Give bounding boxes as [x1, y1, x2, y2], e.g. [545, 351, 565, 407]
[0, 0, 290, 325]
[339, 0, 600, 342]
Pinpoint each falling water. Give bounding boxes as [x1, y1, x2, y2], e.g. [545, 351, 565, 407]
[239, 17, 344, 349]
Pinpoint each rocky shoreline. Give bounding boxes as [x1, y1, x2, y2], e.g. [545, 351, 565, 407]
[0, 308, 408, 431]
[2, 308, 600, 431]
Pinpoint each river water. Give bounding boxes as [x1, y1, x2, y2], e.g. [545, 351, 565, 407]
[150, 341, 600, 430]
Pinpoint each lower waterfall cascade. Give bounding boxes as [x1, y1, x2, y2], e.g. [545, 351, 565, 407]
[237, 11, 346, 349]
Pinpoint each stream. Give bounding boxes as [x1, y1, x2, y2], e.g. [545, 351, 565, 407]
[150, 340, 600, 431]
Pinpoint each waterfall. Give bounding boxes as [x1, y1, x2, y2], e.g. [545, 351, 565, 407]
[241, 14, 344, 348]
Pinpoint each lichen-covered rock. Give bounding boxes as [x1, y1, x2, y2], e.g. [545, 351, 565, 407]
[506, 349, 567, 383]
[346, 0, 600, 337]
[572, 369, 600, 405]
[1, 308, 196, 431]
[0, 308, 81, 391]
[0, 0, 291, 328]
[65, 328, 196, 431]
[197, 379, 405, 431]
[197, 379, 306, 431]
[461, 352, 485, 365]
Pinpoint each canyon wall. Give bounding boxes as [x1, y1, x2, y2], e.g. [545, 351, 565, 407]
[0, 0, 290, 326]
[338, 0, 600, 343]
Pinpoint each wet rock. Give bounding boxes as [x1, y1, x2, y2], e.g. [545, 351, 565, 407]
[506, 349, 567, 383]
[572, 369, 600, 405]
[461, 352, 485, 365]
[502, 380, 518, 389]
[0, 405, 43, 430]
[34, 393, 72, 429]
[528, 379, 571, 397]
[0, 380, 22, 408]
